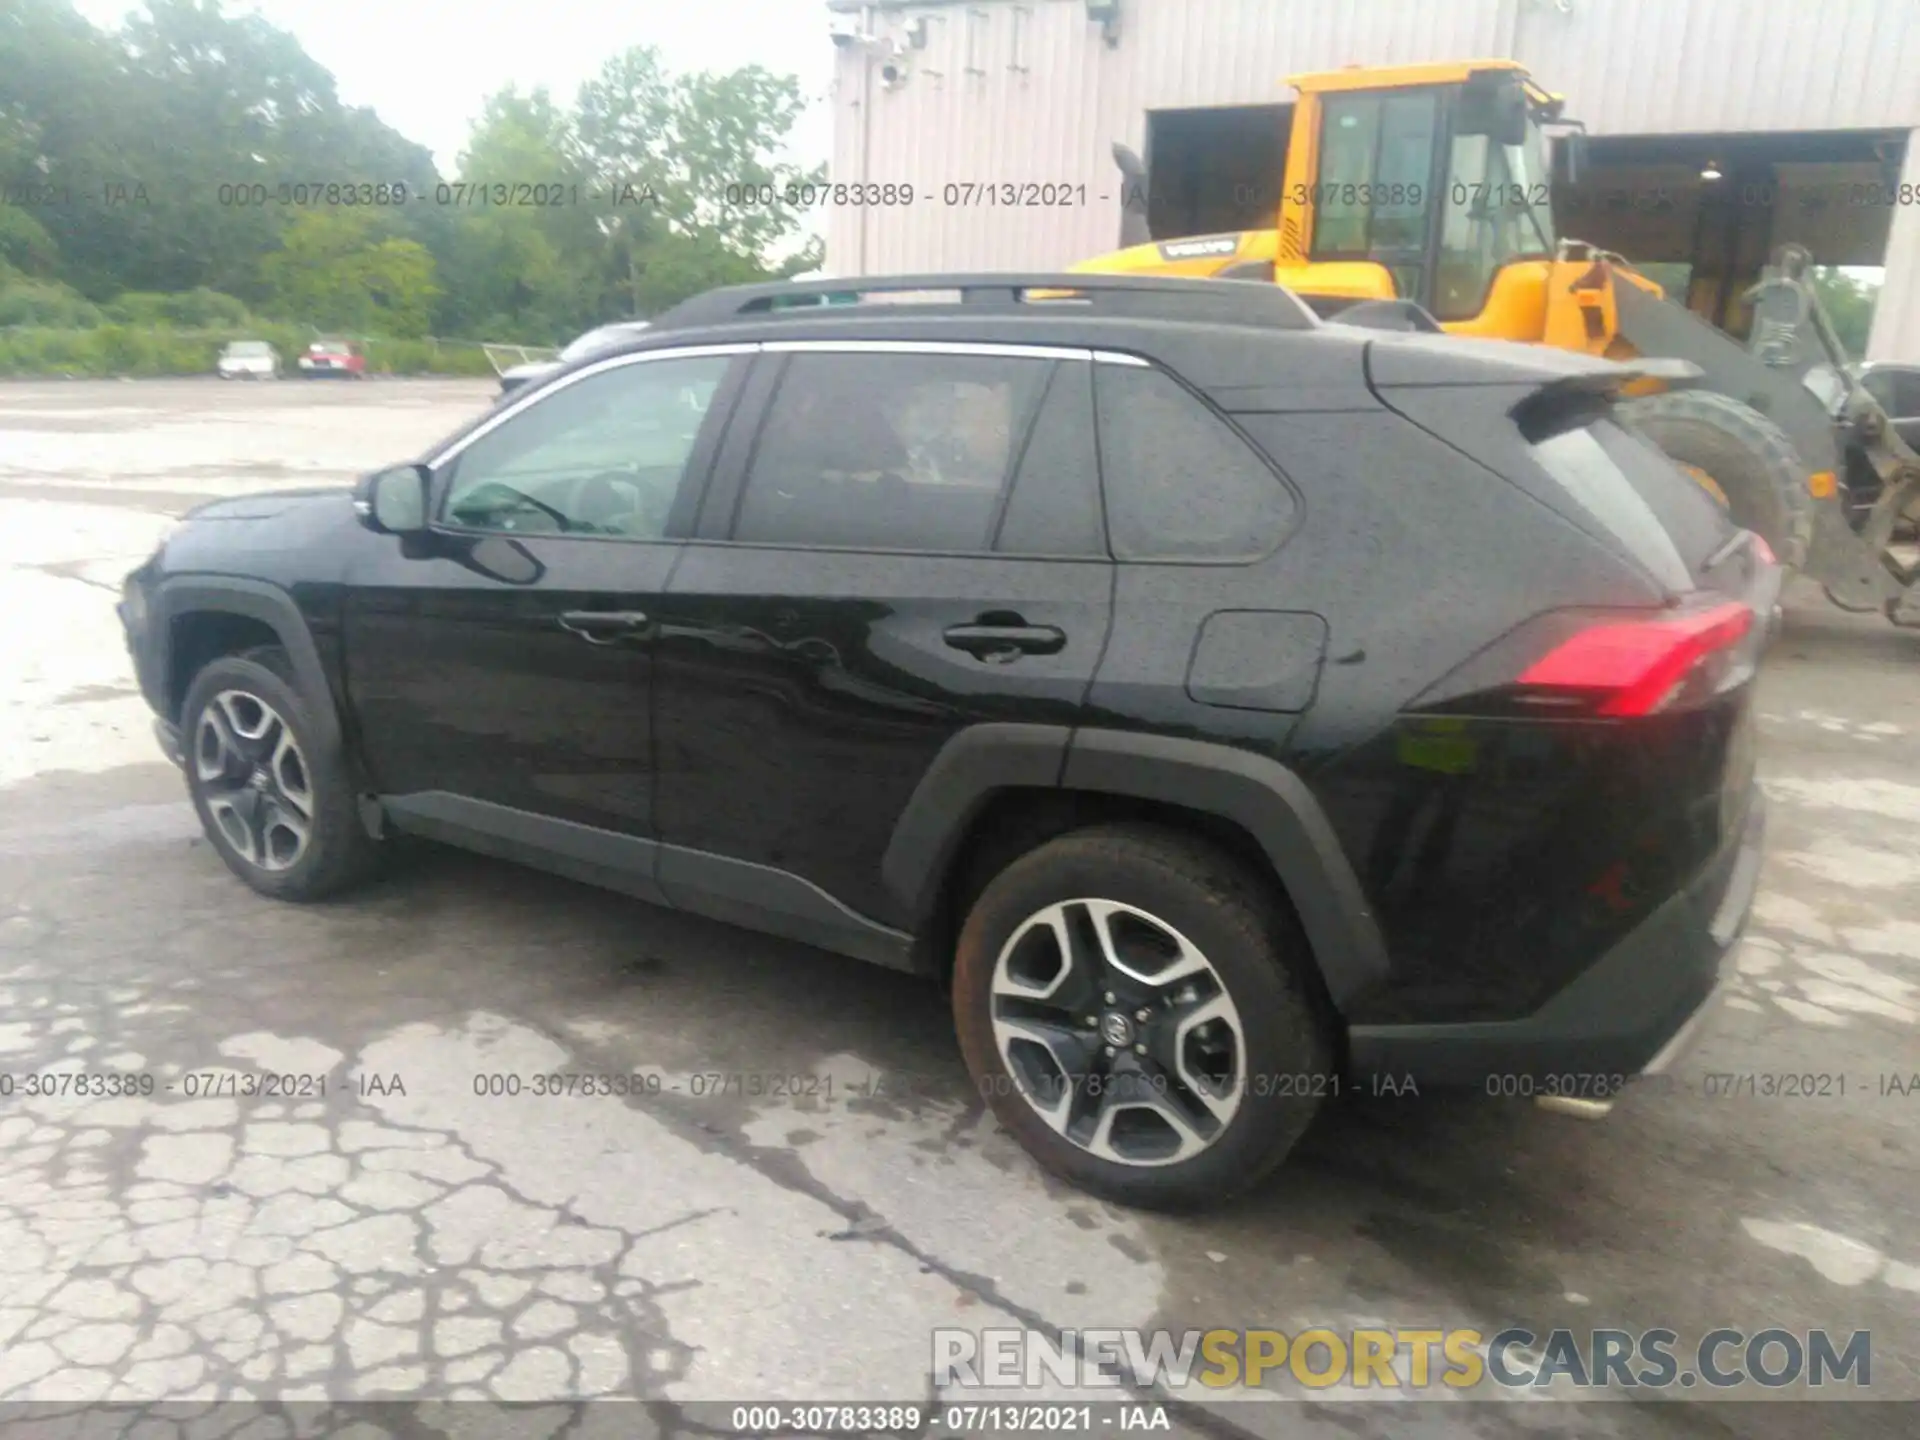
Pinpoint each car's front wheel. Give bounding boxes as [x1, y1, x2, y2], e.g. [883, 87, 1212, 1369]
[952, 824, 1332, 1211]
[180, 647, 379, 901]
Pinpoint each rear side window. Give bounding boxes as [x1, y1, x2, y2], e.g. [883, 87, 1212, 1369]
[1094, 365, 1295, 561]
[1530, 418, 1729, 590]
[733, 352, 1050, 552]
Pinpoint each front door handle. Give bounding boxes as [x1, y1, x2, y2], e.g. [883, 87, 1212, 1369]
[558, 609, 649, 645]
[942, 623, 1067, 661]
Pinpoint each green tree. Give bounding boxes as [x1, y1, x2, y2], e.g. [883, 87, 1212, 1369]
[357, 236, 439, 338]
[0, 5, 822, 346]
[1, 1, 437, 301]
[0, 205, 60, 276]
[261, 208, 438, 335]
[431, 88, 603, 341]
[571, 47, 824, 317]
[1809, 267, 1881, 360]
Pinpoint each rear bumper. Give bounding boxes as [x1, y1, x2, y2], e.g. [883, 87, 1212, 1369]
[1348, 792, 1766, 1090]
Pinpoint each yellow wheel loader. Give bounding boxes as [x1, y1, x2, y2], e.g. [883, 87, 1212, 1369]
[1072, 60, 1920, 628]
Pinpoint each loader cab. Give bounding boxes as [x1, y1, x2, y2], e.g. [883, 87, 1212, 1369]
[1279, 61, 1561, 323]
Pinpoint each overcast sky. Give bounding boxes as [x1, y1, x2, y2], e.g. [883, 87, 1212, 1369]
[72, 1, 837, 177]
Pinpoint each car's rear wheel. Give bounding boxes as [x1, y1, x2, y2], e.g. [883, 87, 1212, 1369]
[952, 824, 1332, 1211]
[180, 647, 379, 901]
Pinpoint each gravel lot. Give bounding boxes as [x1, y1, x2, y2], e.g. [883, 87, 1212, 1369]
[0, 378, 1915, 1438]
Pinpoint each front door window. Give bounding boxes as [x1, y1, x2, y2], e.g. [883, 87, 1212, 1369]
[442, 355, 732, 539]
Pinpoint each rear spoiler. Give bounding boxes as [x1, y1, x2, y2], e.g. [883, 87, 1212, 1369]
[1511, 358, 1705, 438]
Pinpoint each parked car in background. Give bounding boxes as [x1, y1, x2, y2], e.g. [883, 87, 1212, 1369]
[298, 339, 366, 379]
[498, 322, 651, 397]
[216, 340, 279, 380]
[1835, 361, 1920, 534]
[1856, 361, 1920, 452]
[120, 272, 1778, 1211]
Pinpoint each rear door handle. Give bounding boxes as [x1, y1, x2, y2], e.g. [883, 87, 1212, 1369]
[558, 610, 650, 645]
[942, 623, 1067, 660]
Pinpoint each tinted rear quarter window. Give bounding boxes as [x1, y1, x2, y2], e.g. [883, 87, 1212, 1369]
[1531, 416, 1732, 590]
[1094, 365, 1295, 560]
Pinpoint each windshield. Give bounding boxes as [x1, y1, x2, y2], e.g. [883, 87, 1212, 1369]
[1433, 111, 1557, 320]
[226, 342, 270, 357]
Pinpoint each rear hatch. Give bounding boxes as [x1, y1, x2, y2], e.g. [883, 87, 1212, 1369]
[1359, 331, 1782, 620]
[1365, 333, 1777, 920]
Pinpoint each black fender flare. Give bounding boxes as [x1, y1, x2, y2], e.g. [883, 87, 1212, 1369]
[881, 722, 1074, 928]
[882, 724, 1389, 1013]
[152, 577, 344, 755]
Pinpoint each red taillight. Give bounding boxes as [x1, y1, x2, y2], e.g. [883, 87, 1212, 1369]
[1517, 602, 1755, 716]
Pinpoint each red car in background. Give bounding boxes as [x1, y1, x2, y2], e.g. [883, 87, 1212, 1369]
[297, 339, 366, 378]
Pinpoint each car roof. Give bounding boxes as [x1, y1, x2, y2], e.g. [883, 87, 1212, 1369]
[562, 271, 1613, 406]
[471, 272, 1615, 431]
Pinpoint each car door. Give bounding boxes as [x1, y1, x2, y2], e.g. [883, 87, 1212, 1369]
[342, 345, 752, 895]
[648, 341, 1114, 952]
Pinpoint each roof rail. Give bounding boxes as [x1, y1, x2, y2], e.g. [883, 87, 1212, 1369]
[649, 272, 1320, 332]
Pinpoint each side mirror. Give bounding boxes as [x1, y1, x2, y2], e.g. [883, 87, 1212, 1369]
[1562, 128, 1590, 186]
[1459, 73, 1530, 148]
[354, 462, 431, 535]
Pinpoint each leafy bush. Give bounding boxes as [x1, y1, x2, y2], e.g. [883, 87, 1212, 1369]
[106, 288, 251, 329]
[0, 322, 509, 378]
[0, 279, 104, 328]
[363, 338, 496, 377]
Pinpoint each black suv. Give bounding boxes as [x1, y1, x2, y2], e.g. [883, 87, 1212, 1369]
[121, 274, 1777, 1210]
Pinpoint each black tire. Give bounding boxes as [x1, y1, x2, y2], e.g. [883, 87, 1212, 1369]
[179, 646, 379, 902]
[1619, 389, 1814, 569]
[951, 823, 1333, 1212]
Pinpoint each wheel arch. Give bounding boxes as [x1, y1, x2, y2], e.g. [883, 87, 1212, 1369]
[155, 578, 344, 755]
[884, 725, 1390, 1015]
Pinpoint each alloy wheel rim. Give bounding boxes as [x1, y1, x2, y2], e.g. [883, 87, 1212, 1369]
[193, 690, 313, 872]
[988, 898, 1245, 1167]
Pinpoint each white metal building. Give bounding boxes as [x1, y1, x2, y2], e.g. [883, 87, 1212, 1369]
[824, 0, 1920, 359]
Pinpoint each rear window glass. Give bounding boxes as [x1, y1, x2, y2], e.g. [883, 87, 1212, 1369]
[1530, 418, 1730, 591]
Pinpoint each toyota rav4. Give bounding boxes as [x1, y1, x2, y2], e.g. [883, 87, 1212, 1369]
[120, 273, 1776, 1210]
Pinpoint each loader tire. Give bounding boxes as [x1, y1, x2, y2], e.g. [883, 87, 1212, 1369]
[1620, 390, 1814, 569]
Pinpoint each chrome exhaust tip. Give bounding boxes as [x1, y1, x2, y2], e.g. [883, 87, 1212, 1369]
[1535, 1095, 1615, 1121]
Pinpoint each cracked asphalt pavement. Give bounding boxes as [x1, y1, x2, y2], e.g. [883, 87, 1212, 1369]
[1, 379, 1916, 1439]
